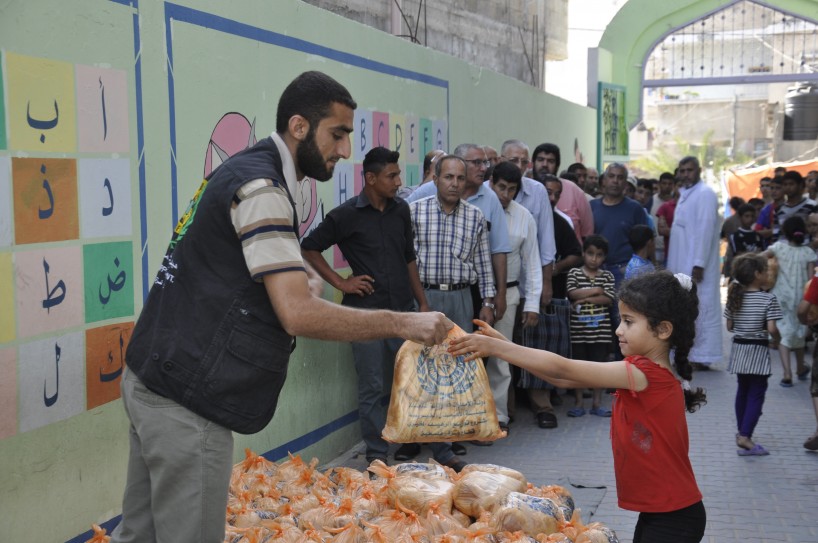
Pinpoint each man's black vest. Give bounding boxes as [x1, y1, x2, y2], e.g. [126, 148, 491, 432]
[126, 137, 297, 434]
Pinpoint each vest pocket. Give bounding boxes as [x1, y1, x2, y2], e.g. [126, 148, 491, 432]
[200, 325, 290, 430]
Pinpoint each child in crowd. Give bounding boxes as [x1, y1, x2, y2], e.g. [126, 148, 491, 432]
[449, 271, 707, 543]
[724, 254, 782, 456]
[625, 224, 656, 279]
[728, 204, 764, 258]
[797, 276, 818, 451]
[765, 216, 815, 386]
[566, 235, 616, 417]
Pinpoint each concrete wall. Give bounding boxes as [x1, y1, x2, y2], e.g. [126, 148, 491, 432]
[302, 0, 568, 87]
[0, 1, 595, 541]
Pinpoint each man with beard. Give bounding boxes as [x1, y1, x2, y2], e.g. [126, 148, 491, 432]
[113, 72, 452, 543]
[531, 143, 594, 243]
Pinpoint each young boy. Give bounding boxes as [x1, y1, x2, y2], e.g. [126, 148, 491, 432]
[729, 203, 764, 257]
[566, 235, 616, 417]
[624, 224, 656, 280]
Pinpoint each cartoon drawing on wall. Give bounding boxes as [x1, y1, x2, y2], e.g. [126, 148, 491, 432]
[12, 158, 79, 244]
[574, 138, 585, 164]
[204, 112, 257, 177]
[5, 52, 77, 153]
[76, 65, 130, 153]
[297, 176, 324, 238]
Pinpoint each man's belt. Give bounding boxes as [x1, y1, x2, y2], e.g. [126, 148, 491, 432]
[506, 280, 519, 288]
[423, 282, 470, 291]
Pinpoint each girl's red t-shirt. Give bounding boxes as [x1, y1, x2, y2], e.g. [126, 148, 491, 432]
[612, 355, 702, 513]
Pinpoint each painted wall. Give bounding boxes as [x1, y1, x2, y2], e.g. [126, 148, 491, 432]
[596, 0, 818, 128]
[0, 1, 596, 541]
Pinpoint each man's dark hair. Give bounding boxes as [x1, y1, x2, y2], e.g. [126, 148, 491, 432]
[636, 178, 654, 191]
[771, 175, 785, 185]
[748, 198, 765, 208]
[532, 143, 561, 172]
[363, 146, 399, 175]
[491, 161, 522, 189]
[539, 173, 562, 185]
[628, 224, 655, 252]
[275, 71, 357, 134]
[759, 176, 772, 185]
[782, 170, 805, 187]
[560, 171, 578, 183]
[583, 234, 609, 254]
[728, 196, 746, 211]
[423, 150, 444, 177]
[566, 162, 586, 174]
[737, 203, 756, 216]
[659, 171, 675, 182]
[774, 166, 787, 174]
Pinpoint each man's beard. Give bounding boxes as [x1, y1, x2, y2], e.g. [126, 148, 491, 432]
[296, 131, 334, 181]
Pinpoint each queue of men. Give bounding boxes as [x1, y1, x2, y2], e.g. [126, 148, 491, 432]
[304, 135, 725, 467]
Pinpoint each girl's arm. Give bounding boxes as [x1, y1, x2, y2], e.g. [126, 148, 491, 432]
[767, 319, 780, 343]
[450, 320, 649, 391]
[583, 294, 613, 306]
[725, 318, 733, 332]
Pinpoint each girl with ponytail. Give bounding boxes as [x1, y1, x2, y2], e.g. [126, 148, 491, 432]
[449, 271, 707, 542]
[765, 215, 815, 386]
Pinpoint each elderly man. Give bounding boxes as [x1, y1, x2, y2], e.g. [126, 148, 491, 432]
[585, 167, 600, 197]
[531, 142, 594, 243]
[666, 156, 722, 369]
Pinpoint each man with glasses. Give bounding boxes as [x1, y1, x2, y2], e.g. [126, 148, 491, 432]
[406, 143, 510, 457]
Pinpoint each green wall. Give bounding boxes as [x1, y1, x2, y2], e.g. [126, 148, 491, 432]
[0, 1, 596, 541]
[597, 0, 818, 128]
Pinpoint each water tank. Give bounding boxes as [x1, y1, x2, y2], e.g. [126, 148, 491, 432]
[783, 83, 818, 141]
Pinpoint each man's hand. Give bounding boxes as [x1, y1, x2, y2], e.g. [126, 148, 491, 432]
[540, 282, 553, 307]
[479, 306, 495, 327]
[341, 274, 375, 296]
[402, 312, 453, 346]
[494, 295, 507, 322]
[521, 311, 539, 328]
[692, 266, 704, 283]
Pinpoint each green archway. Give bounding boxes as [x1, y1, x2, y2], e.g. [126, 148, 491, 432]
[596, 0, 818, 128]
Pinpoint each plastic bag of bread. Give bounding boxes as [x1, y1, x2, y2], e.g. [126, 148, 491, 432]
[461, 464, 527, 485]
[453, 470, 528, 517]
[385, 474, 455, 516]
[492, 491, 564, 537]
[383, 325, 505, 443]
[575, 523, 620, 543]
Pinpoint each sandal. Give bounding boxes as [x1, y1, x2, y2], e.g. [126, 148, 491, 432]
[797, 368, 811, 381]
[737, 444, 769, 456]
[780, 378, 793, 388]
[589, 406, 612, 417]
[567, 407, 586, 417]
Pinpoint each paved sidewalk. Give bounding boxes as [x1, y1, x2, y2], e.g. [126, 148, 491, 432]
[323, 297, 818, 542]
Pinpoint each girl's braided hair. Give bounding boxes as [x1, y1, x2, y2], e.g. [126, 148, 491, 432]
[618, 271, 707, 412]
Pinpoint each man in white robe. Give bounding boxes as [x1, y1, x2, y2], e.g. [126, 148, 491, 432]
[667, 156, 723, 367]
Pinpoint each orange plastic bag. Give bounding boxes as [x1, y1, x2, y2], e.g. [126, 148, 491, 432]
[382, 325, 505, 443]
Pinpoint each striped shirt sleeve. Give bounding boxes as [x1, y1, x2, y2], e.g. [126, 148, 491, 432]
[230, 178, 305, 281]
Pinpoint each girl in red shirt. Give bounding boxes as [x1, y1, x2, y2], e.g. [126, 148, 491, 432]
[450, 271, 707, 542]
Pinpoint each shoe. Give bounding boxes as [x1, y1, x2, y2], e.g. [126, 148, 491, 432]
[394, 443, 421, 461]
[499, 422, 510, 435]
[550, 390, 563, 406]
[442, 458, 468, 473]
[469, 439, 493, 446]
[780, 378, 793, 388]
[567, 407, 586, 417]
[804, 434, 818, 451]
[589, 406, 612, 417]
[797, 368, 811, 381]
[737, 444, 769, 456]
[536, 412, 558, 428]
[451, 442, 467, 456]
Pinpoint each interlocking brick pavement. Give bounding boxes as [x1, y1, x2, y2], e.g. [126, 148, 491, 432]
[323, 296, 818, 542]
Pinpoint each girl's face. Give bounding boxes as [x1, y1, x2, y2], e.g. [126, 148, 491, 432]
[616, 302, 667, 359]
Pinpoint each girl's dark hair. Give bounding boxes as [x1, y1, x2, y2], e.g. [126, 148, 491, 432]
[782, 215, 807, 245]
[726, 253, 767, 313]
[618, 271, 707, 412]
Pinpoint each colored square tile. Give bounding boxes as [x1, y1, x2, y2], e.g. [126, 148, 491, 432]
[82, 241, 134, 323]
[85, 322, 133, 410]
[12, 157, 79, 244]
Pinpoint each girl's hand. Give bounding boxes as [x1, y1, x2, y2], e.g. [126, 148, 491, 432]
[448, 333, 497, 361]
[471, 319, 509, 341]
